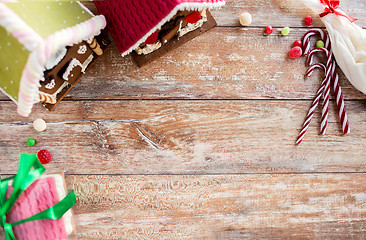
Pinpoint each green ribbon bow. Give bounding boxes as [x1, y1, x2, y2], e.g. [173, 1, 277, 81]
[0, 154, 76, 240]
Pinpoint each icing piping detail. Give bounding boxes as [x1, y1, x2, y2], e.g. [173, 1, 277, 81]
[15, 15, 106, 117]
[121, 1, 226, 56]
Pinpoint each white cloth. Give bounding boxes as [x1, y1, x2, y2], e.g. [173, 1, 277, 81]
[301, 0, 366, 94]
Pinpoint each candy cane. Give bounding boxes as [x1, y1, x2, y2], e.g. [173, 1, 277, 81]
[302, 29, 330, 55]
[332, 65, 350, 134]
[297, 29, 350, 144]
[296, 63, 327, 144]
[307, 47, 333, 134]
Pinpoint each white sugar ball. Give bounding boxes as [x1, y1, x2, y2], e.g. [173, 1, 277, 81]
[33, 119, 47, 132]
[239, 12, 252, 26]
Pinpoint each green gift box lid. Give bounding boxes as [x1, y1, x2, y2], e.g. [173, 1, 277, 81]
[0, 1, 106, 117]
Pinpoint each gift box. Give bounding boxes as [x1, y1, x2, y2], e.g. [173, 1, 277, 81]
[1, 154, 76, 240]
[94, 0, 226, 67]
[0, 2, 110, 117]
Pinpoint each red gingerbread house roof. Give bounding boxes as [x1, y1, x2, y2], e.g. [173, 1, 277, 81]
[94, 0, 225, 56]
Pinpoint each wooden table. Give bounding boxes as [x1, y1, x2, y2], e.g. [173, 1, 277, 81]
[1, 0, 366, 239]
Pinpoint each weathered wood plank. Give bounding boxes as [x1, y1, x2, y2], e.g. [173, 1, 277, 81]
[83, 0, 366, 27]
[1, 100, 365, 174]
[211, 0, 366, 27]
[1, 28, 364, 101]
[63, 174, 366, 239]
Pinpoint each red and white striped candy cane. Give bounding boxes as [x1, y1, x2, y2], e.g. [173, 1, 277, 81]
[332, 65, 350, 134]
[302, 29, 330, 55]
[296, 63, 327, 144]
[297, 29, 350, 144]
[307, 47, 333, 135]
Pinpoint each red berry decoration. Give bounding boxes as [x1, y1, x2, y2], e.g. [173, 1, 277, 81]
[304, 15, 313, 26]
[265, 25, 273, 35]
[186, 11, 201, 24]
[293, 40, 302, 47]
[289, 46, 303, 59]
[37, 149, 52, 164]
[144, 32, 159, 45]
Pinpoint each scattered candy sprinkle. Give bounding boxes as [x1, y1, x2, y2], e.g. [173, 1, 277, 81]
[281, 27, 290, 36]
[37, 149, 52, 164]
[239, 12, 252, 26]
[316, 40, 325, 48]
[26, 138, 36, 146]
[265, 26, 273, 35]
[186, 11, 201, 24]
[293, 40, 302, 47]
[289, 46, 303, 59]
[33, 119, 47, 132]
[304, 16, 313, 26]
[144, 32, 159, 45]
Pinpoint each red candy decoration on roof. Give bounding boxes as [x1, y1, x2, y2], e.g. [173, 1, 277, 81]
[37, 149, 52, 164]
[186, 11, 201, 24]
[145, 32, 159, 45]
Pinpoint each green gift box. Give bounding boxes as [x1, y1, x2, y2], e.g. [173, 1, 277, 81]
[0, 1, 108, 117]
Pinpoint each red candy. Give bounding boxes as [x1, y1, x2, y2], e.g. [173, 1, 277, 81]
[289, 46, 303, 59]
[144, 32, 159, 45]
[304, 16, 313, 26]
[293, 40, 302, 47]
[265, 25, 273, 35]
[186, 11, 201, 24]
[37, 149, 52, 164]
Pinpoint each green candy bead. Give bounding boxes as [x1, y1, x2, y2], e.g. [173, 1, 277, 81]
[281, 27, 290, 36]
[26, 138, 36, 146]
[316, 40, 325, 48]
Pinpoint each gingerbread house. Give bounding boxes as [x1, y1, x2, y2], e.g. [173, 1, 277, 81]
[94, 0, 226, 67]
[0, 2, 110, 117]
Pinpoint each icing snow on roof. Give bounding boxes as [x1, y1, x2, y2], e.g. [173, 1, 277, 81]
[94, 0, 225, 56]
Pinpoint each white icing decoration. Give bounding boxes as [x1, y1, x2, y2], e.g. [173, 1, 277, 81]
[39, 81, 69, 101]
[178, 14, 207, 38]
[63, 58, 82, 81]
[62, 54, 94, 81]
[86, 38, 93, 44]
[82, 54, 94, 71]
[120, 1, 226, 56]
[77, 45, 87, 54]
[134, 10, 207, 55]
[136, 41, 162, 55]
[45, 79, 55, 89]
[45, 47, 67, 70]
